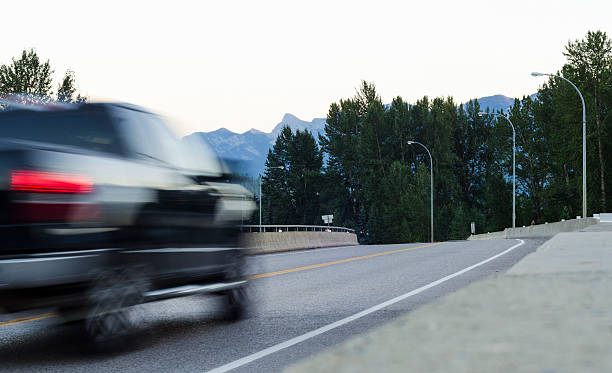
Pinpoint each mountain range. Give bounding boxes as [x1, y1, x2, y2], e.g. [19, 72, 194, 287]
[184, 94, 520, 177]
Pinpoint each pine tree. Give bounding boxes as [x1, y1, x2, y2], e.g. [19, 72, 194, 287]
[288, 129, 323, 224]
[263, 126, 323, 225]
[262, 126, 293, 224]
[562, 30, 612, 213]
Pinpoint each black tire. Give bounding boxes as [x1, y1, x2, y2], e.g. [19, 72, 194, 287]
[83, 267, 147, 349]
[222, 256, 251, 321]
[223, 283, 250, 321]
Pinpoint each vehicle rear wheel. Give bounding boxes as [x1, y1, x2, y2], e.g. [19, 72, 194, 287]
[222, 257, 251, 321]
[223, 284, 250, 321]
[83, 267, 147, 349]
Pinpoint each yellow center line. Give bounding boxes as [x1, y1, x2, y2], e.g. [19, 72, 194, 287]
[0, 312, 57, 327]
[0, 242, 443, 327]
[247, 242, 443, 280]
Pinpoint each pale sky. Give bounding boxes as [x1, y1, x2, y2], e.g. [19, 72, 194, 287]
[2, 0, 611, 136]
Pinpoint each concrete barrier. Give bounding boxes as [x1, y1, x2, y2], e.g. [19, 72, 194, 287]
[465, 230, 506, 240]
[506, 217, 599, 238]
[468, 217, 600, 240]
[243, 231, 359, 254]
[600, 213, 612, 222]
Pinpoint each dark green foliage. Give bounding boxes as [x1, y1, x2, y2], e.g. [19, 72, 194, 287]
[57, 70, 86, 103]
[0, 49, 85, 103]
[262, 126, 323, 225]
[563, 31, 612, 213]
[262, 30, 612, 243]
[0, 49, 53, 97]
[288, 129, 324, 224]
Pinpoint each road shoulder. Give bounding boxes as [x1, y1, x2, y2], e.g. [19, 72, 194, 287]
[287, 225, 612, 373]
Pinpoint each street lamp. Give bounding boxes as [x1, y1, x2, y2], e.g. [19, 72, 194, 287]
[479, 111, 516, 229]
[532, 71, 587, 218]
[260, 166, 285, 232]
[407, 140, 434, 242]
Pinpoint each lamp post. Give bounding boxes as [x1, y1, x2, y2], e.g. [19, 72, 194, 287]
[260, 166, 285, 232]
[407, 140, 434, 242]
[532, 72, 587, 219]
[479, 111, 516, 229]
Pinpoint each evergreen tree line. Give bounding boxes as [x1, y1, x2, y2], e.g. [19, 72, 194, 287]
[261, 30, 612, 244]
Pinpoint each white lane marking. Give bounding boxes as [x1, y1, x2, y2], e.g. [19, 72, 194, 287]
[206, 239, 525, 373]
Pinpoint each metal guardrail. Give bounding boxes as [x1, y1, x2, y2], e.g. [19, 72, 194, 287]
[240, 225, 355, 233]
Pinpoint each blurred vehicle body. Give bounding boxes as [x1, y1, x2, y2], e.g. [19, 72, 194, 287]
[0, 101, 254, 343]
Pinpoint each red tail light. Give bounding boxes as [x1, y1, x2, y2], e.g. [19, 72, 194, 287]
[10, 170, 94, 194]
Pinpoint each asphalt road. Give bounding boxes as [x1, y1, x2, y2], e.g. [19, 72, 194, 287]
[0, 239, 544, 372]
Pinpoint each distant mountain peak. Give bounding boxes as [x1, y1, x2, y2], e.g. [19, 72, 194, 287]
[282, 113, 299, 121]
[272, 113, 326, 136]
[482, 94, 509, 99]
[244, 128, 265, 135]
[462, 94, 514, 112]
[188, 113, 326, 177]
[209, 127, 236, 135]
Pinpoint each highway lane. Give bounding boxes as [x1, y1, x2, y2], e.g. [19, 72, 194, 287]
[0, 239, 544, 372]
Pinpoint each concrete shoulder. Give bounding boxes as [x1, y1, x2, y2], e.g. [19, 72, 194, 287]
[287, 225, 612, 373]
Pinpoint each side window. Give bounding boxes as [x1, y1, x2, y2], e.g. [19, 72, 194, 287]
[113, 108, 182, 166]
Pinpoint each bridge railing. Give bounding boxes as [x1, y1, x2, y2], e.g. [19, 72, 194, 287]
[240, 225, 355, 234]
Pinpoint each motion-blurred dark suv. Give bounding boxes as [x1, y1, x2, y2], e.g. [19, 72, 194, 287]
[0, 102, 254, 345]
